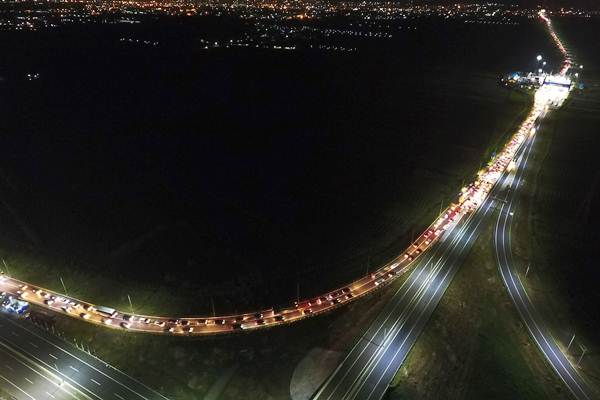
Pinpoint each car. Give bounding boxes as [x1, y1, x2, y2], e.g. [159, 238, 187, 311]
[181, 320, 190, 326]
[256, 319, 265, 325]
[215, 319, 225, 325]
[342, 287, 351, 294]
[345, 293, 353, 300]
[274, 315, 286, 322]
[103, 318, 113, 325]
[123, 314, 132, 322]
[121, 321, 130, 329]
[303, 309, 313, 315]
[375, 278, 385, 286]
[254, 313, 263, 319]
[80, 313, 90, 320]
[44, 299, 55, 306]
[294, 300, 311, 308]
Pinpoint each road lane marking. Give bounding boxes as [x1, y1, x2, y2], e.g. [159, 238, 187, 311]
[4, 364, 13, 371]
[25, 377, 34, 384]
[2, 317, 169, 400]
[0, 340, 100, 400]
[114, 393, 125, 400]
[69, 365, 79, 372]
[91, 378, 101, 386]
[29, 342, 39, 348]
[0, 371, 37, 400]
[48, 353, 58, 360]
[46, 392, 55, 399]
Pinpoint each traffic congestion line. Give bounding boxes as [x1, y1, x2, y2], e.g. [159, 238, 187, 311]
[0, 10, 574, 337]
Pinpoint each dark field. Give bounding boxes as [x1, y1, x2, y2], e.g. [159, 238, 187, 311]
[0, 17, 560, 314]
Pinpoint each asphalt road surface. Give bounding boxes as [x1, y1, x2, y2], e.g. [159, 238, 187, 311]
[494, 135, 596, 400]
[0, 314, 170, 400]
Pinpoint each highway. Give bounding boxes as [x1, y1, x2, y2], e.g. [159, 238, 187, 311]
[0, 314, 170, 400]
[493, 10, 596, 400]
[494, 135, 595, 400]
[0, 68, 538, 337]
[312, 126, 538, 400]
[311, 12, 577, 398]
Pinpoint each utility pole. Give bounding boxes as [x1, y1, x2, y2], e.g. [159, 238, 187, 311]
[577, 345, 587, 367]
[210, 297, 216, 317]
[59, 277, 68, 296]
[127, 294, 133, 314]
[567, 333, 576, 352]
[525, 263, 531, 277]
[2, 258, 10, 277]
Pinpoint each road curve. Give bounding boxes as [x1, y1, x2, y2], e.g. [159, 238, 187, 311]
[0, 10, 568, 338]
[312, 123, 537, 400]
[0, 120, 522, 336]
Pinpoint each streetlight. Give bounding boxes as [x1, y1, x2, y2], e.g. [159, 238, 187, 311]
[579, 65, 583, 69]
[542, 61, 547, 66]
[537, 55, 543, 61]
[538, 68, 543, 74]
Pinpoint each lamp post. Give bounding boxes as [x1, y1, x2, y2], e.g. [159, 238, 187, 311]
[567, 333, 575, 352]
[1, 258, 10, 277]
[59, 276, 68, 296]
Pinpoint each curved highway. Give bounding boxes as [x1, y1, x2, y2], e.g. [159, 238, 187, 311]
[312, 115, 539, 400]
[0, 10, 572, 338]
[312, 11, 579, 398]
